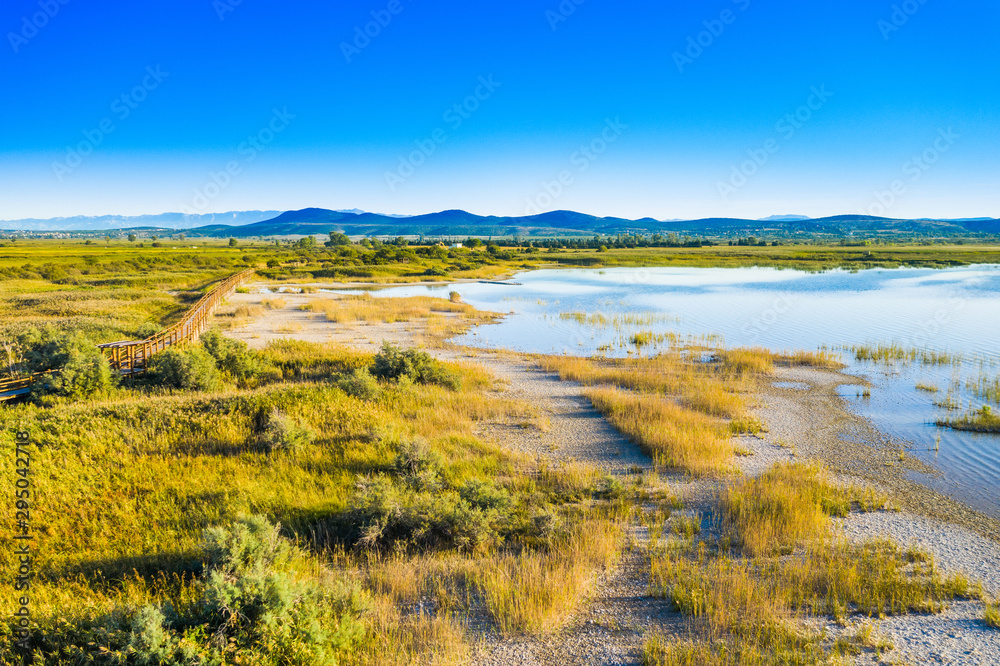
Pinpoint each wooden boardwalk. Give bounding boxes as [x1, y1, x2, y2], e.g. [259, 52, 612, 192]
[0, 268, 256, 401]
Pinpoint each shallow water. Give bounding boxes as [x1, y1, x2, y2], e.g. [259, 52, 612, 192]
[334, 265, 1000, 517]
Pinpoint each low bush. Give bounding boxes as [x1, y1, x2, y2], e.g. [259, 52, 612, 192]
[148, 345, 221, 391]
[17, 517, 368, 665]
[337, 367, 380, 400]
[370, 342, 460, 389]
[135, 321, 162, 339]
[201, 329, 279, 387]
[349, 475, 503, 552]
[258, 408, 315, 454]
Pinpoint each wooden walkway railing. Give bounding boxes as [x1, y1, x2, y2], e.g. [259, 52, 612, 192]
[0, 372, 49, 401]
[0, 268, 256, 401]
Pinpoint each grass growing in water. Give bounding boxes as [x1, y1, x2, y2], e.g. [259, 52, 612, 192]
[937, 405, 1000, 433]
[967, 370, 1000, 404]
[849, 342, 962, 366]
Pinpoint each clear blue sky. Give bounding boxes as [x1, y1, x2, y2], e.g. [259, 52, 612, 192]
[1, 0, 997, 220]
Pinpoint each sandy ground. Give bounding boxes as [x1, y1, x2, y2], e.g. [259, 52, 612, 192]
[221, 286, 1000, 666]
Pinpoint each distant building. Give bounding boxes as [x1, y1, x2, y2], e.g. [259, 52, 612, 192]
[450, 242, 463, 248]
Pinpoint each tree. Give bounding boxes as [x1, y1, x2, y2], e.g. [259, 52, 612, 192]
[297, 235, 317, 249]
[229, 237, 238, 247]
[326, 231, 351, 247]
[128, 233, 137, 242]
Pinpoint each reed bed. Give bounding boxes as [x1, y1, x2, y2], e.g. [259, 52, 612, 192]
[849, 342, 962, 366]
[937, 405, 1000, 433]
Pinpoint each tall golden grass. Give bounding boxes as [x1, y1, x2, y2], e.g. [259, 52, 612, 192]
[586, 386, 734, 476]
[313, 294, 493, 324]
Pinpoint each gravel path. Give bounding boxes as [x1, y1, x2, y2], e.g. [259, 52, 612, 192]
[465, 355, 653, 476]
[472, 527, 681, 666]
[460, 353, 668, 664]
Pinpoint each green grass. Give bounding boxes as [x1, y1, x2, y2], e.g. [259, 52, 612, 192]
[967, 370, 1000, 404]
[938, 405, 1000, 433]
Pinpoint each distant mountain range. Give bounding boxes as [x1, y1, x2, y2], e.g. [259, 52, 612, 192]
[2, 208, 998, 238]
[0, 209, 413, 231]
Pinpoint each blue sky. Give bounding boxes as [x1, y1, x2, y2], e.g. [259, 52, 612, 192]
[1, 0, 997, 220]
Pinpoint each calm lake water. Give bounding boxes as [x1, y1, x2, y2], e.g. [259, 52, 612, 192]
[337, 265, 1000, 517]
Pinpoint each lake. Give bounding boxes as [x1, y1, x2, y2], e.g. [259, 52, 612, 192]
[334, 265, 1000, 517]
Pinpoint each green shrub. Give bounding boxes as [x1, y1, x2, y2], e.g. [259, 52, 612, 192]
[148, 345, 222, 391]
[460, 479, 513, 512]
[336, 368, 380, 400]
[393, 438, 443, 491]
[125, 605, 199, 665]
[350, 476, 501, 552]
[201, 517, 368, 664]
[200, 329, 278, 387]
[370, 342, 460, 389]
[17, 326, 117, 398]
[258, 408, 315, 454]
